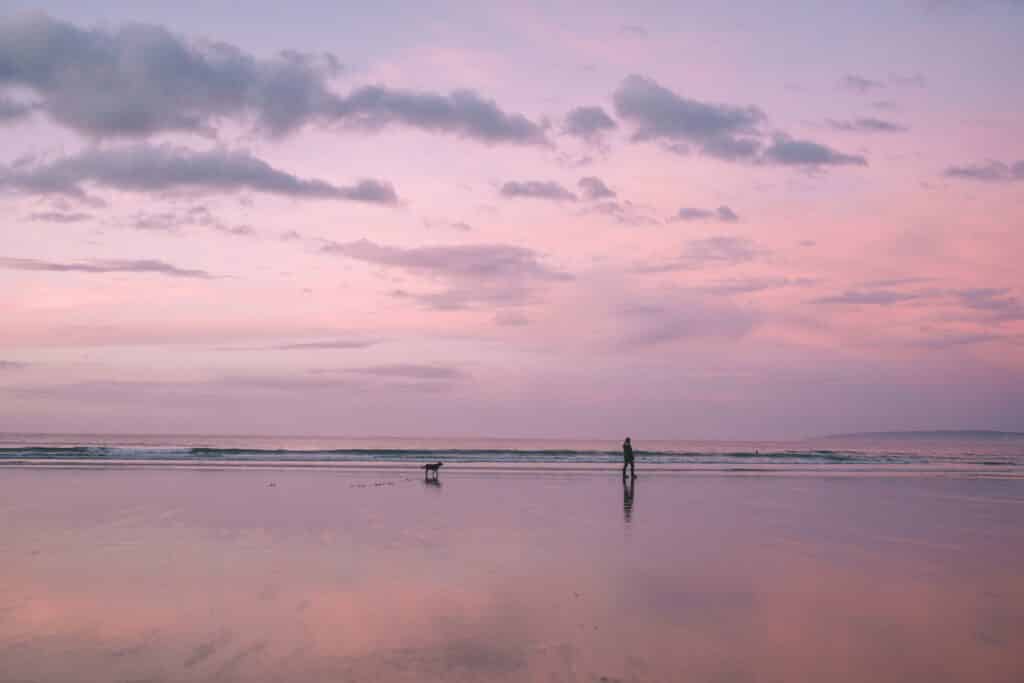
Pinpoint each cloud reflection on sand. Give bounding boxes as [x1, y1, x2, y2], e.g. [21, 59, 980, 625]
[1, 468, 1022, 682]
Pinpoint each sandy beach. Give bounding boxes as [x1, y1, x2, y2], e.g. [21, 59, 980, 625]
[1, 466, 1022, 682]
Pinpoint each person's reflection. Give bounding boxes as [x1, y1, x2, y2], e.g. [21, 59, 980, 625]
[623, 476, 635, 522]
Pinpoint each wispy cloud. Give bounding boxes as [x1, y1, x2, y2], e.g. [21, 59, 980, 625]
[696, 276, 815, 296]
[500, 180, 577, 201]
[839, 74, 886, 93]
[26, 211, 92, 223]
[671, 206, 740, 223]
[131, 205, 256, 237]
[584, 200, 660, 226]
[888, 72, 927, 88]
[614, 296, 757, 348]
[323, 238, 571, 310]
[217, 338, 380, 352]
[338, 364, 466, 380]
[955, 288, 1024, 321]
[0, 256, 213, 278]
[619, 24, 649, 38]
[0, 144, 399, 204]
[916, 332, 1008, 349]
[811, 289, 936, 305]
[325, 239, 570, 281]
[943, 160, 1024, 182]
[272, 339, 379, 351]
[827, 117, 909, 133]
[636, 236, 764, 273]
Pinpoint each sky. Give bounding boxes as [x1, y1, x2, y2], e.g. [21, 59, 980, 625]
[1, 1, 1022, 439]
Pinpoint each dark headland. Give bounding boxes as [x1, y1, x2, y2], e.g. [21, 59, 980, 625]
[822, 430, 1024, 439]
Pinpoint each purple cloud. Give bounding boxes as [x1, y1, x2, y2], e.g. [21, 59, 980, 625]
[327, 86, 548, 145]
[956, 288, 1024, 320]
[811, 289, 934, 305]
[840, 74, 886, 93]
[614, 296, 757, 348]
[944, 160, 1024, 182]
[613, 74, 764, 160]
[761, 135, 867, 166]
[578, 176, 616, 200]
[619, 25, 649, 38]
[0, 14, 546, 145]
[637, 236, 763, 273]
[613, 75, 866, 167]
[0, 256, 213, 278]
[324, 238, 571, 310]
[827, 117, 909, 133]
[26, 211, 92, 223]
[563, 106, 618, 142]
[697, 277, 815, 296]
[672, 206, 740, 222]
[340, 364, 466, 380]
[0, 95, 34, 122]
[0, 144, 398, 204]
[500, 180, 578, 201]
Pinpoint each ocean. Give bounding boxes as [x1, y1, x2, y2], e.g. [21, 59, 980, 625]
[1, 430, 1021, 475]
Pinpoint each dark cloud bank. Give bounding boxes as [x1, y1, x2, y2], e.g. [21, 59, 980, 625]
[0, 13, 547, 145]
[612, 74, 866, 167]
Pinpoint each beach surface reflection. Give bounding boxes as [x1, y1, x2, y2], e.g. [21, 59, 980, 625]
[1, 468, 1022, 682]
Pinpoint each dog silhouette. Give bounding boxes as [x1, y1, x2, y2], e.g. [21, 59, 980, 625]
[423, 462, 443, 480]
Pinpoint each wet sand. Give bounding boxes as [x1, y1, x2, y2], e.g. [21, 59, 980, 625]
[1, 467, 1022, 682]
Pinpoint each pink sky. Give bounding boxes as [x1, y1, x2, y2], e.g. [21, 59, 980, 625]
[1, 2, 1022, 438]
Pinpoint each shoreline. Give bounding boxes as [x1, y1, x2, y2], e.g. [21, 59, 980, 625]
[1, 457, 1022, 478]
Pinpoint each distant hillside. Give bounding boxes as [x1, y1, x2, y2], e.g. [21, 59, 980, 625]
[822, 430, 1024, 440]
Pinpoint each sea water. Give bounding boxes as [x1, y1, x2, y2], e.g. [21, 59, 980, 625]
[1, 431, 1021, 475]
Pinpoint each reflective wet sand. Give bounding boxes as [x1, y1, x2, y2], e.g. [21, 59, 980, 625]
[1, 468, 1022, 682]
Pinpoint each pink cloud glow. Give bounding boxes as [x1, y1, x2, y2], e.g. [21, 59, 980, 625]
[1, 5, 1022, 437]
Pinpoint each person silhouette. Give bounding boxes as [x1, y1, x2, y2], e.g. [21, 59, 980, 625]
[622, 437, 635, 479]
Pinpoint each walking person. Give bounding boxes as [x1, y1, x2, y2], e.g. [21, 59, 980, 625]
[622, 436, 635, 479]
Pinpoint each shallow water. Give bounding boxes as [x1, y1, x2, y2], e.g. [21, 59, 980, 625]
[1, 468, 1022, 682]
[2, 431, 1023, 474]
